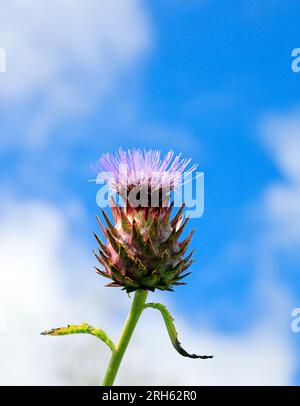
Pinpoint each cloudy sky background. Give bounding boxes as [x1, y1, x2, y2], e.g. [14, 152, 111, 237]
[0, 0, 300, 385]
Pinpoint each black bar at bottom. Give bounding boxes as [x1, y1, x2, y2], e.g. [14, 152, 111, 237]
[0, 386, 299, 402]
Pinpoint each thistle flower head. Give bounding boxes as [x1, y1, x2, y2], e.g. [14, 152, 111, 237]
[92, 148, 197, 293]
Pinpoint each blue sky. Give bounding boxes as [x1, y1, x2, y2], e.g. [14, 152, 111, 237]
[0, 0, 300, 385]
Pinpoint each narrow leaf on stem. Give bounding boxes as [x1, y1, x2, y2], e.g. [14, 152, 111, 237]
[144, 302, 213, 359]
[41, 323, 115, 352]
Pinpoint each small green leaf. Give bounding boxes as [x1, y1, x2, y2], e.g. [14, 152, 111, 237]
[144, 303, 213, 359]
[41, 323, 115, 352]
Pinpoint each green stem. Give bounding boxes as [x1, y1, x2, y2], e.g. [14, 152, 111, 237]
[102, 290, 148, 386]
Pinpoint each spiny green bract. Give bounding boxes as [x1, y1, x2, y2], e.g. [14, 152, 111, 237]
[93, 203, 194, 293]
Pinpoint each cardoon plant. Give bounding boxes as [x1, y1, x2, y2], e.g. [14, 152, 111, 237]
[42, 148, 212, 386]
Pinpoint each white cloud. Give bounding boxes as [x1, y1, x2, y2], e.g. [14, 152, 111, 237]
[0, 198, 86, 384]
[0, 197, 294, 385]
[0, 0, 151, 146]
[261, 109, 300, 247]
[263, 109, 300, 184]
[264, 184, 300, 247]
